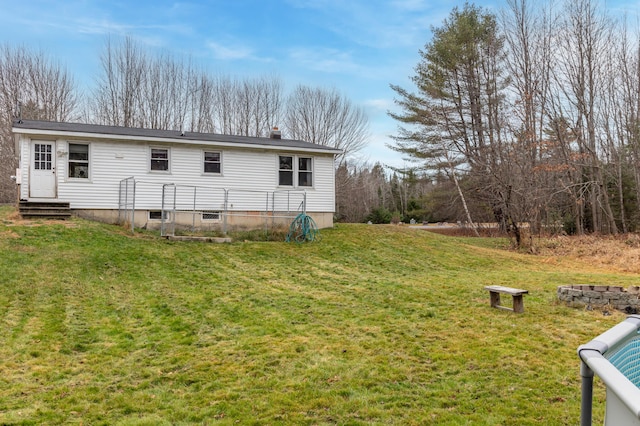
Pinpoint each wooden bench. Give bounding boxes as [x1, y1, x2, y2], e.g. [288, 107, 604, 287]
[484, 285, 529, 313]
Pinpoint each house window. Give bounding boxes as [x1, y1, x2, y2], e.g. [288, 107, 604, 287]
[202, 211, 221, 221]
[68, 143, 89, 178]
[204, 151, 221, 174]
[279, 155, 312, 187]
[150, 148, 169, 171]
[279, 155, 294, 186]
[149, 210, 169, 220]
[298, 157, 312, 187]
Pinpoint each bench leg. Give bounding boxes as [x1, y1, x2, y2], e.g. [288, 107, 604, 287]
[489, 291, 500, 309]
[513, 295, 525, 313]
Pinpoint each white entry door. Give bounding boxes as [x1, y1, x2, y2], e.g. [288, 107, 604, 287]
[30, 141, 57, 198]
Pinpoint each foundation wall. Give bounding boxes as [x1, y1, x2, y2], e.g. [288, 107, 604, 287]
[73, 209, 334, 231]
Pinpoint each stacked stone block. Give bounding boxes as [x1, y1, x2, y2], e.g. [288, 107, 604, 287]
[557, 285, 640, 311]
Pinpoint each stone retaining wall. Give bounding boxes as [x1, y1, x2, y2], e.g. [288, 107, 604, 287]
[557, 285, 640, 311]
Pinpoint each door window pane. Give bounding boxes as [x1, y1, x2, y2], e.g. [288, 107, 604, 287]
[34, 144, 53, 171]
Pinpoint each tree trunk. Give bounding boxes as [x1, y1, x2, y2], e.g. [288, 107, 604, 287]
[447, 156, 480, 237]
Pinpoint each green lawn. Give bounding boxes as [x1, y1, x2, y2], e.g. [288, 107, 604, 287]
[0, 207, 635, 425]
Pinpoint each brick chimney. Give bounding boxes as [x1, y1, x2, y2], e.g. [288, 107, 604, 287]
[269, 127, 282, 139]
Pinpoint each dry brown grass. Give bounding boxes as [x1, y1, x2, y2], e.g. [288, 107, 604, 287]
[535, 234, 640, 274]
[423, 222, 640, 274]
[1, 209, 78, 228]
[420, 226, 506, 238]
[0, 229, 19, 239]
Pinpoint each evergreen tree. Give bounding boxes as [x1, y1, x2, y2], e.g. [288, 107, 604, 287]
[390, 3, 504, 240]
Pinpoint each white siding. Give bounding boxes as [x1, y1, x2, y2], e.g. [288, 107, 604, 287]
[24, 137, 336, 214]
[19, 136, 29, 200]
[311, 155, 336, 212]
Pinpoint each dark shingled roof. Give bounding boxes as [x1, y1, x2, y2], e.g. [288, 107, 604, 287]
[12, 119, 342, 154]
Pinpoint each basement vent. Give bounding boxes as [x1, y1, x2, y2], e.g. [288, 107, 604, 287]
[149, 210, 169, 220]
[202, 211, 221, 221]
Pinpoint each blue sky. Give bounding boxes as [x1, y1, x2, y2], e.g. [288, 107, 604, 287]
[0, 0, 637, 168]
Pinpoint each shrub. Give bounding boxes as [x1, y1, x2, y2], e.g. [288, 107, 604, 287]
[366, 207, 392, 224]
[390, 211, 402, 224]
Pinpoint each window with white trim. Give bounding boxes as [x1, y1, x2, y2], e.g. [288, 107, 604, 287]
[278, 155, 313, 187]
[68, 143, 89, 179]
[204, 151, 221, 174]
[279, 155, 293, 186]
[150, 148, 169, 171]
[298, 157, 312, 187]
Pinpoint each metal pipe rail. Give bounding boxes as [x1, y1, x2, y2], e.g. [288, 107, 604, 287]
[119, 178, 308, 236]
[117, 176, 136, 233]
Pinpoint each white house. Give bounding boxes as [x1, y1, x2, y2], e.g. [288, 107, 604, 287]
[12, 119, 341, 231]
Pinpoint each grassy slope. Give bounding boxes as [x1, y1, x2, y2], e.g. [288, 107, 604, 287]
[0, 208, 635, 425]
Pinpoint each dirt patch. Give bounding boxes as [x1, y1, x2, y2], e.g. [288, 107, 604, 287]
[5, 219, 79, 228]
[1, 211, 78, 229]
[0, 229, 20, 239]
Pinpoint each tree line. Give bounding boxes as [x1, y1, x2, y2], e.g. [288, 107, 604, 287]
[390, 0, 640, 245]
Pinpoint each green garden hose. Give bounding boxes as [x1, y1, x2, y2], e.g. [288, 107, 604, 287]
[286, 213, 321, 243]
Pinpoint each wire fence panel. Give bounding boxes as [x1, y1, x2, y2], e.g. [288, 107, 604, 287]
[119, 177, 308, 237]
[118, 176, 136, 233]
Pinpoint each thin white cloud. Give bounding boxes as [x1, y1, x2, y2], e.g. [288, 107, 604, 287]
[288, 47, 360, 74]
[74, 19, 133, 35]
[284, 0, 443, 49]
[206, 40, 276, 63]
[363, 98, 394, 111]
[14, 13, 191, 50]
[207, 41, 254, 60]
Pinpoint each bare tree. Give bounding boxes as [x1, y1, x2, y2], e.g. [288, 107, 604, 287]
[90, 36, 146, 127]
[89, 37, 210, 132]
[335, 161, 391, 222]
[613, 20, 640, 230]
[232, 75, 283, 137]
[501, 0, 559, 235]
[187, 71, 216, 133]
[187, 74, 284, 137]
[142, 53, 187, 130]
[0, 45, 77, 202]
[284, 85, 369, 164]
[284, 84, 369, 221]
[554, 0, 618, 234]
